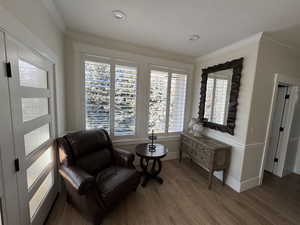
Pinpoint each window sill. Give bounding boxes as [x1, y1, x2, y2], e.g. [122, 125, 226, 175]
[112, 134, 181, 146]
[63, 131, 182, 146]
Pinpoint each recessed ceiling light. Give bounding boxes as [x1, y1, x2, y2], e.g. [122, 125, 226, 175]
[112, 10, 127, 20]
[189, 34, 200, 41]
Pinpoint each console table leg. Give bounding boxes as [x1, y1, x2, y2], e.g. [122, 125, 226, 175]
[208, 170, 213, 189]
[179, 143, 183, 162]
[223, 169, 227, 186]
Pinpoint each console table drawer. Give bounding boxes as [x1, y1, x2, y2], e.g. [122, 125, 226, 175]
[194, 149, 210, 168]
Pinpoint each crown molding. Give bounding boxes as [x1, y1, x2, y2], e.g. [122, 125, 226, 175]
[261, 33, 300, 57]
[66, 29, 196, 64]
[196, 32, 263, 62]
[41, 0, 66, 31]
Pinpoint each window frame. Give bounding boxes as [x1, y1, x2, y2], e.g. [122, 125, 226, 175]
[148, 65, 189, 136]
[82, 55, 139, 139]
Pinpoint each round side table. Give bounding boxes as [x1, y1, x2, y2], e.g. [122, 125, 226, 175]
[135, 143, 168, 187]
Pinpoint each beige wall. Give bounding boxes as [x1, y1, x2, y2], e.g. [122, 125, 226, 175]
[191, 33, 300, 191]
[0, 0, 66, 135]
[242, 35, 300, 181]
[192, 37, 261, 145]
[191, 35, 261, 190]
[64, 32, 194, 155]
[246, 36, 300, 143]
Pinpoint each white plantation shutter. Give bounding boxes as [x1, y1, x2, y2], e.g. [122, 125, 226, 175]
[85, 61, 111, 131]
[114, 65, 137, 136]
[149, 70, 168, 133]
[169, 73, 187, 132]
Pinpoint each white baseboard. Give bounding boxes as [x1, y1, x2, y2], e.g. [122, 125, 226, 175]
[214, 173, 259, 192]
[240, 176, 260, 192]
[162, 151, 178, 161]
[294, 169, 300, 175]
[133, 152, 259, 193]
[214, 171, 241, 192]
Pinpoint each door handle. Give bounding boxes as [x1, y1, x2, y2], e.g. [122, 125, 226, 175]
[14, 158, 20, 172]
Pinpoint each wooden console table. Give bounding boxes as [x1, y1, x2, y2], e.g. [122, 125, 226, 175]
[180, 133, 231, 189]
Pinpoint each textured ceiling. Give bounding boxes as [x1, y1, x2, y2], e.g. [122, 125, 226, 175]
[54, 0, 300, 57]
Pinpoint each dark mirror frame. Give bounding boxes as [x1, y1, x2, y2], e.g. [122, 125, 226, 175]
[198, 58, 244, 135]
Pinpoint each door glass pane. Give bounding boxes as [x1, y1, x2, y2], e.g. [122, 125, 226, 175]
[24, 124, 50, 156]
[19, 60, 48, 89]
[22, 98, 49, 122]
[85, 61, 110, 132]
[114, 65, 137, 136]
[29, 170, 54, 221]
[149, 70, 168, 133]
[27, 147, 53, 189]
[169, 74, 187, 132]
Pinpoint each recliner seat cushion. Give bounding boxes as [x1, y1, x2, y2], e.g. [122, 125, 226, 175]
[96, 166, 140, 207]
[76, 148, 112, 175]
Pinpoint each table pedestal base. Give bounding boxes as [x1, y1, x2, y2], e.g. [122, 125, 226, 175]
[140, 157, 163, 187]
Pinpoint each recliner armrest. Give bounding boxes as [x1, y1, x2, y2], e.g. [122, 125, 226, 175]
[59, 165, 95, 195]
[113, 148, 135, 168]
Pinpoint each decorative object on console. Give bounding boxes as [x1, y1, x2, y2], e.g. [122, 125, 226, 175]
[180, 132, 231, 189]
[148, 130, 157, 152]
[188, 118, 204, 137]
[198, 58, 243, 135]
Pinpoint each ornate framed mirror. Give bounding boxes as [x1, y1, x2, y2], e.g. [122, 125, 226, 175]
[198, 58, 244, 135]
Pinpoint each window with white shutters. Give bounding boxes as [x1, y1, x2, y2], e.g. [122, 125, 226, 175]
[149, 69, 187, 134]
[169, 74, 187, 132]
[85, 59, 137, 136]
[149, 70, 168, 133]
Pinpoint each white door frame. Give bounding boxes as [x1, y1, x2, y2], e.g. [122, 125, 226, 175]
[259, 73, 300, 184]
[0, 30, 21, 225]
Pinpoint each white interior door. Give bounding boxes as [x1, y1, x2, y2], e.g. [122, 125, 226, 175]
[265, 85, 289, 175]
[5, 35, 58, 225]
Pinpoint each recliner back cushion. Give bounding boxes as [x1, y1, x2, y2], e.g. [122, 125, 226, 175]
[65, 129, 111, 158]
[64, 129, 113, 174]
[76, 148, 112, 175]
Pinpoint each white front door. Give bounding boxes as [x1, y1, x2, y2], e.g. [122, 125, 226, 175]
[5, 35, 58, 225]
[0, 30, 21, 225]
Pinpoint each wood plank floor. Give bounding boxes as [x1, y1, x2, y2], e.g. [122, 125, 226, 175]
[46, 159, 300, 225]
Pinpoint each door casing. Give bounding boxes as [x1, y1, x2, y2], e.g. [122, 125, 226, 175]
[260, 73, 300, 184]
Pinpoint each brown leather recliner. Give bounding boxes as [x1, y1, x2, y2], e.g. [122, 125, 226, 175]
[57, 129, 141, 224]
